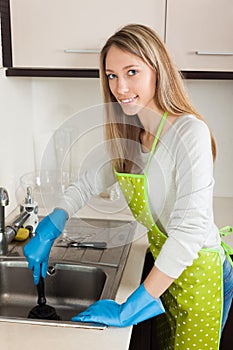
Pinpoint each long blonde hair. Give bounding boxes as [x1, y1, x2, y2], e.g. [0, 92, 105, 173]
[100, 24, 216, 172]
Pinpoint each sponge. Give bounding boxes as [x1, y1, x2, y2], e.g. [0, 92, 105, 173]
[14, 227, 30, 241]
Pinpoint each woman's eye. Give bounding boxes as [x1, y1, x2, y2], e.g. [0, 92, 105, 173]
[128, 69, 137, 76]
[107, 73, 116, 80]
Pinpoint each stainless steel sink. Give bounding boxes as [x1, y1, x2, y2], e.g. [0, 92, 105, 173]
[0, 217, 137, 328]
[0, 259, 106, 323]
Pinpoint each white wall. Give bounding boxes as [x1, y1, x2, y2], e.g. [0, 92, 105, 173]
[185, 80, 233, 197]
[0, 71, 34, 213]
[0, 72, 233, 212]
[31, 77, 102, 172]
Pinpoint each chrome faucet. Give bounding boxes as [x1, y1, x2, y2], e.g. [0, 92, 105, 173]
[0, 187, 9, 255]
[0, 187, 32, 255]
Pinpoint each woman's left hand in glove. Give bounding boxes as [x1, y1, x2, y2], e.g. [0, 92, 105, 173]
[71, 283, 165, 327]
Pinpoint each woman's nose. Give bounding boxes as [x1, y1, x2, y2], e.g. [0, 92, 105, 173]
[117, 77, 129, 94]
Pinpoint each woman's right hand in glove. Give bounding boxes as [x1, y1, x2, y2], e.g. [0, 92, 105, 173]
[23, 208, 68, 284]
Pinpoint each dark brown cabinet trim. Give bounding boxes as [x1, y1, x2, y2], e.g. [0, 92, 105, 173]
[0, 0, 12, 67]
[181, 71, 233, 80]
[4, 68, 233, 80]
[5, 68, 100, 78]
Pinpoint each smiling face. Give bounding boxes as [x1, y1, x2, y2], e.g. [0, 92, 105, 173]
[105, 45, 157, 116]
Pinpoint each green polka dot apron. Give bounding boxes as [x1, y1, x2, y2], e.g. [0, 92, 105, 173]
[115, 111, 233, 349]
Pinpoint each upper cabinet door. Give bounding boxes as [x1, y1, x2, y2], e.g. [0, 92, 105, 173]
[9, 0, 166, 69]
[166, 0, 233, 71]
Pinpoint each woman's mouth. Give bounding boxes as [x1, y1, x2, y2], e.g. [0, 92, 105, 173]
[119, 96, 138, 104]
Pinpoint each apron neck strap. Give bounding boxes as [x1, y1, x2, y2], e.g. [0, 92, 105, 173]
[144, 111, 168, 174]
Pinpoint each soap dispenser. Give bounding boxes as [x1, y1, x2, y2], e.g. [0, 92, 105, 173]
[20, 186, 38, 235]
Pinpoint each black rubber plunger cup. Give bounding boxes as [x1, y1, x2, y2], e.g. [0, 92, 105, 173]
[28, 276, 61, 320]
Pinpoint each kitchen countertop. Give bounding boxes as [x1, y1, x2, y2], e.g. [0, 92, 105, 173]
[0, 195, 232, 349]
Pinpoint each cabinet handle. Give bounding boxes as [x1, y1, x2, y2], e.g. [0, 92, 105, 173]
[64, 49, 100, 54]
[195, 51, 233, 56]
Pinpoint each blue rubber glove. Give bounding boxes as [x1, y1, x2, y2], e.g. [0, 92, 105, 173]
[71, 283, 165, 327]
[23, 208, 68, 285]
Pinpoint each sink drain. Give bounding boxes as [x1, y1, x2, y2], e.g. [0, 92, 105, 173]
[47, 265, 56, 276]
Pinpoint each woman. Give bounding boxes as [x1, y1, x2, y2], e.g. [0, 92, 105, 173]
[24, 24, 233, 349]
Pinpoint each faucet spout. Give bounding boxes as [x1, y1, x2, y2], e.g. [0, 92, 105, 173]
[0, 187, 9, 255]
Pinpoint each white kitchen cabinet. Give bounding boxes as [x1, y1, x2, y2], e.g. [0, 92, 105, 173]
[165, 0, 233, 71]
[9, 0, 166, 69]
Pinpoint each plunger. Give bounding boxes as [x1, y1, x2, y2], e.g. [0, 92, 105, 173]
[28, 276, 61, 320]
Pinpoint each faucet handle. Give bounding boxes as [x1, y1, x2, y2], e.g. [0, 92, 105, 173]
[0, 187, 9, 255]
[0, 188, 9, 206]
